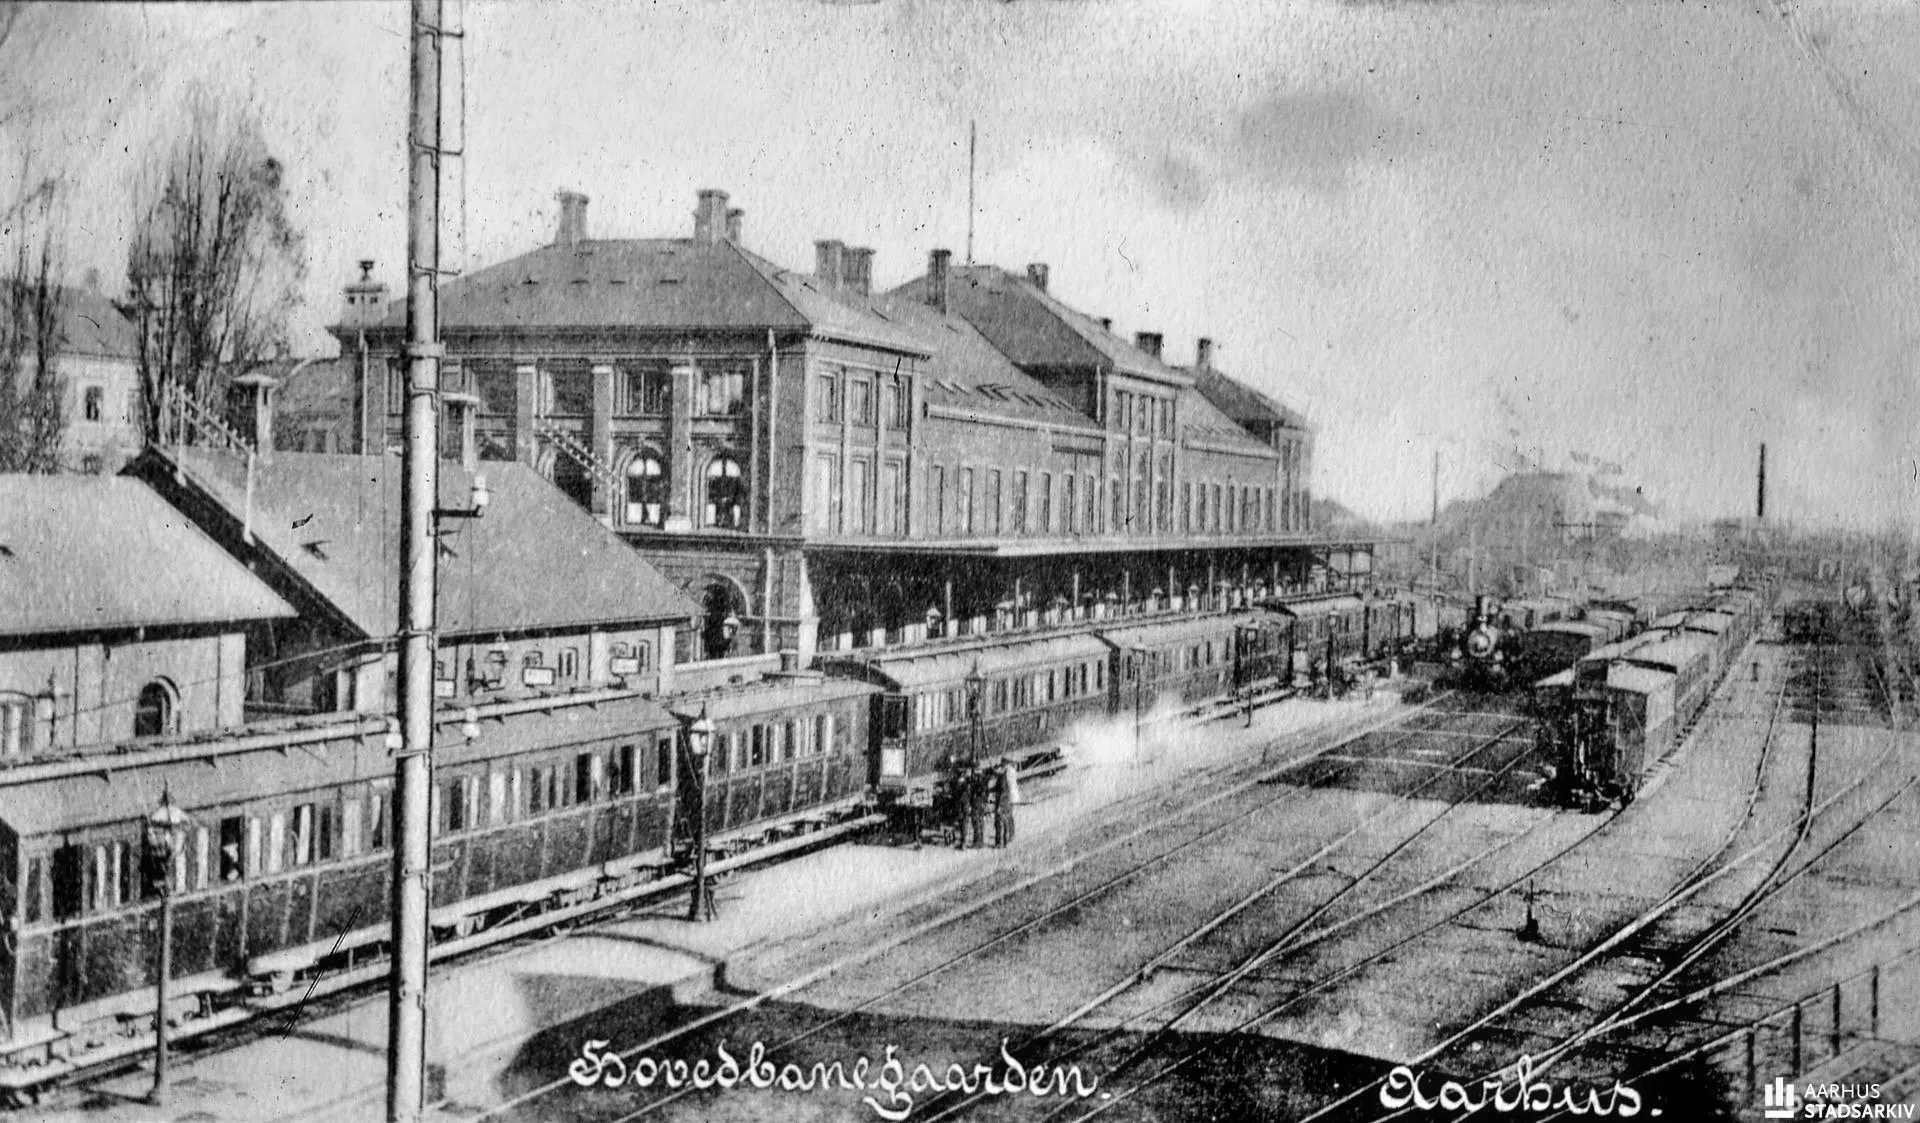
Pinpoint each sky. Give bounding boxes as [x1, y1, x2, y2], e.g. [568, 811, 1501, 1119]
[6, 0, 1920, 528]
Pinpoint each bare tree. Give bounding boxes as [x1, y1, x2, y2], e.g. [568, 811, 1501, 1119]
[126, 86, 306, 444]
[0, 185, 64, 473]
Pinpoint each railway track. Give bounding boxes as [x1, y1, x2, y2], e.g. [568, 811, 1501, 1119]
[446, 701, 1560, 1123]
[271, 691, 1454, 1121]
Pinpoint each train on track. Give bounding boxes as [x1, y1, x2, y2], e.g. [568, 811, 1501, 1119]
[0, 591, 1438, 1104]
[1535, 577, 1777, 809]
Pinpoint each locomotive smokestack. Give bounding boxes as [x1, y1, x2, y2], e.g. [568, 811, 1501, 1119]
[1757, 442, 1767, 521]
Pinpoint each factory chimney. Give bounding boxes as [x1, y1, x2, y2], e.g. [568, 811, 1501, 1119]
[1757, 442, 1768, 521]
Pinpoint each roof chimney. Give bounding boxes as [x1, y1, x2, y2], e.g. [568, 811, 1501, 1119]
[693, 188, 730, 245]
[1026, 263, 1050, 292]
[725, 207, 744, 243]
[814, 240, 846, 289]
[555, 190, 590, 247]
[927, 249, 951, 314]
[1135, 331, 1163, 360]
[845, 247, 875, 297]
[1098, 317, 1113, 333]
[1196, 337, 1214, 371]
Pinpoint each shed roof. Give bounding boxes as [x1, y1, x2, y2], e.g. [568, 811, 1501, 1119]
[831, 632, 1111, 692]
[1606, 664, 1676, 696]
[0, 475, 293, 638]
[155, 448, 697, 639]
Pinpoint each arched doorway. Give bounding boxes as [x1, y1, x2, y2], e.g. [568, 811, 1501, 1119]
[699, 579, 749, 660]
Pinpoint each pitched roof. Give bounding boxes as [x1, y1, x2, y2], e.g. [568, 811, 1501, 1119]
[890, 266, 1193, 388]
[0, 475, 293, 637]
[3, 280, 139, 361]
[863, 290, 1099, 431]
[157, 448, 698, 638]
[1174, 383, 1279, 458]
[367, 238, 928, 356]
[1184, 365, 1313, 433]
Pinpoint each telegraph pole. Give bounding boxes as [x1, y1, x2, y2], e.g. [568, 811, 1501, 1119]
[389, 1, 442, 1119]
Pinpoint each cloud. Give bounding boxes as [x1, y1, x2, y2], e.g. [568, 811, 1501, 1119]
[1229, 86, 1424, 193]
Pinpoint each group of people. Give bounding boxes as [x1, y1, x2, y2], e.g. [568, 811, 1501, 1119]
[948, 761, 1019, 849]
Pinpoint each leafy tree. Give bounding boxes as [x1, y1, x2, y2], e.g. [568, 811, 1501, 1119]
[126, 86, 305, 444]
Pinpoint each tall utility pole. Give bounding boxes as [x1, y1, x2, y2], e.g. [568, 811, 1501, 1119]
[966, 120, 977, 266]
[389, 1, 442, 1119]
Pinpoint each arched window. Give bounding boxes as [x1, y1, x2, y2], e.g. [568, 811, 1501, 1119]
[624, 453, 665, 527]
[134, 680, 177, 739]
[705, 454, 745, 529]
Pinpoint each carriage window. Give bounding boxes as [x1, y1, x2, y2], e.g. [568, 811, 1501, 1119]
[814, 713, 830, 755]
[489, 770, 509, 824]
[50, 845, 82, 920]
[784, 721, 798, 762]
[292, 804, 315, 866]
[611, 745, 636, 797]
[317, 806, 336, 862]
[750, 725, 766, 767]
[24, 856, 42, 924]
[656, 737, 673, 789]
[0, 693, 29, 755]
[576, 753, 598, 802]
[441, 780, 465, 833]
[114, 841, 135, 907]
[267, 812, 287, 873]
[370, 792, 390, 850]
[218, 816, 245, 881]
[343, 800, 363, 858]
[529, 767, 548, 815]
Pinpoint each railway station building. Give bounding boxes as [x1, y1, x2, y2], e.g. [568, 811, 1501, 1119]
[330, 188, 1380, 666]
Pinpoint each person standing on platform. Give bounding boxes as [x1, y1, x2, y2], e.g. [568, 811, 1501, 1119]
[950, 768, 971, 850]
[994, 762, 1017, 848]
[968, 767, 991, 849]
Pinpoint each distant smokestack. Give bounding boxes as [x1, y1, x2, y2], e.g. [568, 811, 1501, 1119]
[693, 188, 729, 245]
[1195, 337, 1214, 371]
[725, 208, 744, 243]
[927, 249, 951, 314]
[555, 190, 589, 247]
[1134, 331, 1163, 360]
[1026, 263, 1049, 292]
[1757, 442, 1767, 521]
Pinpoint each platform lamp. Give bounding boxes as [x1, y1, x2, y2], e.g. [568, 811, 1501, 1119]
[684, 707, 717, 922]
[144, 790, 192, 1106]
[964, 663, 986, 767]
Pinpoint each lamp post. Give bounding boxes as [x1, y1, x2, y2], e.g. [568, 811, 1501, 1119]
[964, 664, 986, 767]
[685, 708, 716, 922]
[145, 791, 192, 1107]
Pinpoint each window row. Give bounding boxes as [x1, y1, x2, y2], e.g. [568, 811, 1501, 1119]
[815, 366, 912, 430]
[1113, 390, 1175, 440]
[706, 711, 841, 773]
[424, 360, 756, 420]
[909, 660, 1106, 734]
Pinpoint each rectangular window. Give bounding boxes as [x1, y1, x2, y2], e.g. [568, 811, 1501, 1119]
[813, 455, 842, 535]
[316, 805, 336, 862]
[656, 737, 673, 789]
[750, 725, 767, 767]
[888, 373, 912, 428]
[621, 362, 671, 414]
[343, 799, 363, 858]
[850, 378, 873, 425]
[930, 465, 946, 536]
[1039, 472, 1053, 534]
[268, 812, 287, 873]
[544, 364, 593, 416]
[1065, 473, 1078, 534]
[83, 385, 103, 422]
[816, 370, 841, 423]
[1013, 470, 1029, 534]
[193, 827, 209, 890]
[557, 647, 580, 682]
[850, 457, 872, 534]
[575, 753, 597, 802]
[698, 367, 747, 416]
[1085, 473, 1097, 533]
[987, 469, 1003, 535]
[440, 782, 465, 833]
[784, 721, 798, 761]
[960, 467, 976, 534]
[1182, 482, 1192, 533]
[814, 714, 830, 756]
[529, 768, 548, 815]
[24, 855, 41, 924]
[883, 460, 905, 536]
